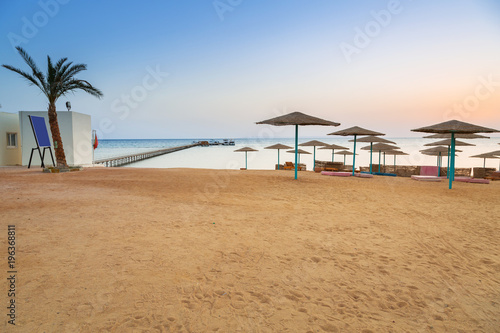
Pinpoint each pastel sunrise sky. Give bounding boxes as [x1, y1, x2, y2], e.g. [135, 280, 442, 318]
[1, 0, 499, 139]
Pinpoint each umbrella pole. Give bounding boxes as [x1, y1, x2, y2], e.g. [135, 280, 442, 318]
[378, 150, 381, 173]
[352, 135, 357, 176]
[483, 158, 485, 169]
[449, 133, 455, 189]
[332, 150, 335, 162]
[313, 146, 316, 171]
[447, 145, 450, 179]
[370, 142, 373, 174]
[294, 125, 298, 180]
[245, 151, 248, 169]
[438, 153, 441, 177]
[383, 152, 386, 171]
[394, 155, 396, 171]
[277, 149, 280, 170]
[344, 154, 346, 165]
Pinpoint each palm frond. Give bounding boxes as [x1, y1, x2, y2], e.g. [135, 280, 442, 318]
[2, 64, 44, 91]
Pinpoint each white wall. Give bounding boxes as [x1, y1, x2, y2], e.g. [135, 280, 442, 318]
[0, 112, 22, 166]
[19, 111, 92, 167]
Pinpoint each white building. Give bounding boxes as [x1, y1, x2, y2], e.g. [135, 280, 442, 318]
[0, 112, 22, 166]
[18, 111, 93, 167]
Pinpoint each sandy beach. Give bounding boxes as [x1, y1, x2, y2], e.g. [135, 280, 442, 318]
[1, 167, 499, 332]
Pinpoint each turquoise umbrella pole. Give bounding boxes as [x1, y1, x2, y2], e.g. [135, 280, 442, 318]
[447, 146, 450, 179]
[245, 151, 248, 169]
[369, 142, 373, 174]
[331, 150, 334, 162]
[449, 133, 455, 189]
[313, 146, 316, 170]
[483, 157, 486, 168]
[438, 152, 441, 177]
[352, 134, 357, 175]
[294, 125, 298, 180]
[383, 152, 386, 168]
[343, 154, 346, 165]
[279, 149, 282, 170]
[378, 150, 381, 172]
[394, 155, 396, 170]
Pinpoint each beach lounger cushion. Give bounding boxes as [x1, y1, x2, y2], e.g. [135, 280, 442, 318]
[411, 175, 441, 182]
[321, 171, 351, 177]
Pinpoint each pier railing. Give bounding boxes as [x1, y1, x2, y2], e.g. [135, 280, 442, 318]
[94, 143, 200, 167]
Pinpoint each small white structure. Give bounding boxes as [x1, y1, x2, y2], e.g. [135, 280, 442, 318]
[19, 111, 92, 167]
[0, 112, 22, 166]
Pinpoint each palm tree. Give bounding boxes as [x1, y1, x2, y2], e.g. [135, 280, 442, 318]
[2, 47, 103, 167]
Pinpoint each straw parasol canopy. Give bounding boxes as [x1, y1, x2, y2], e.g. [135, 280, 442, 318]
[423, 139, 475, 147]
[264, 143, 292, 170]
[423, 133, 489, 139]
[286, 149, 311, 164]
[361, 143, 399, 172]
[420, 147, 462, 154]
[335, 150, 356, 166]
[328, 126, 384, 175]
[349, 136, 395, 173]
[299, 140, 328, 170]
[319, 143, 348, 163]
[257, 112, 340, 179]
[411, 120, 499, 134]
[234, 147, 258, 170]
[470, 152, 500, 168]
[412, 120, 500, 189]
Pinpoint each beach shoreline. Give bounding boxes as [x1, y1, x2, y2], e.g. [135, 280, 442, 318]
[1, 167, 499, 331]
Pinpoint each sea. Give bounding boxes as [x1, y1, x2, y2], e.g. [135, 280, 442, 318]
[93, 137, 500, 171]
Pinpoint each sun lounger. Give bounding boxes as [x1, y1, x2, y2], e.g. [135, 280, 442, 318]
[420, 166, 439, 177]
[468, 178, 490, 184]
[354, 173, 373, 178]
[411, 175, 442, 182]
[321, 171, 351, 177]
[373, 172, 397, 177]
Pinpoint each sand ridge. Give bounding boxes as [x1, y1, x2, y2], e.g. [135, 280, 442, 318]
[1, 167, 499, 332]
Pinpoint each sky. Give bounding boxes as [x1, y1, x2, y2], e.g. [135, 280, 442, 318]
[0, 0, 499, 139]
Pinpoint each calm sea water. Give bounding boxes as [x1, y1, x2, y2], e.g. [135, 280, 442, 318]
[94, 138, 500, 171]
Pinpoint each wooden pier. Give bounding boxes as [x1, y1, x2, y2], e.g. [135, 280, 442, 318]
[94, 143, 200, 167]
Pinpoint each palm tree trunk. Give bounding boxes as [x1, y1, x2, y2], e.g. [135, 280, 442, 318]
[47, 103, 68, 167]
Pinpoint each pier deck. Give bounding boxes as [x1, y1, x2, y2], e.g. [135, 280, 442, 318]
[94, 143, 200, 167]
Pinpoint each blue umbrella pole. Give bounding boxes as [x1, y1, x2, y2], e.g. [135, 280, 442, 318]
[378, 150, 381, 172]
[245, 151, 248, 169]
[313, 146, 316, 170]
[370, 142, 373, 174]
[352, 135, 357, 176]
[332, 150, 335, 162]
[294, 125, 298, 180]
[279, 149, 282, 170]
[344, 154, 346, 165]
[438, 153, 441, 177]
[449, 133, 456, 189]
[447, 146, 450, 179]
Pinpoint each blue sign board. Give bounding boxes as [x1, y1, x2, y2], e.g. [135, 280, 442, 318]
[29, 116, 51, 147]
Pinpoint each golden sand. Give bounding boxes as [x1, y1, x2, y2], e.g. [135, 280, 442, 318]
[1, 167, 499, 332]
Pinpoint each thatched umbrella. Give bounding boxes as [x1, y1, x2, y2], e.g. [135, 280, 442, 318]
[470, 153, 500, 168]
[318, 144, 348, 163]
[423, 133, 490, 139]
[336, 150, 357, 166]
[264, 143, 292, 170]
[412, 120, 499, 189]
[234, 147, 258, 170]
[420, 146, 461, 177]
[286, 149, 311, 164]
[299, 140, 328, 170]
[350, 136, 395, 174]
[361, 143, 399, 172]
[328, 126, 384, 175]
[424, 139, 475, 178]
[384, 150, 409, 171]
[257, 112, 340, 179]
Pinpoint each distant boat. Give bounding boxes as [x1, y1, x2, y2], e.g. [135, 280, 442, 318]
[222, 139, 235, 146]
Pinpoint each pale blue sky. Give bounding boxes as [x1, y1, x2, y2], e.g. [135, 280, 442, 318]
[1, 0, 499, 139]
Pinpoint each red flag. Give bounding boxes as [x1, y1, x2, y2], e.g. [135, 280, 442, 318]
[93, 133, 98, 149]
